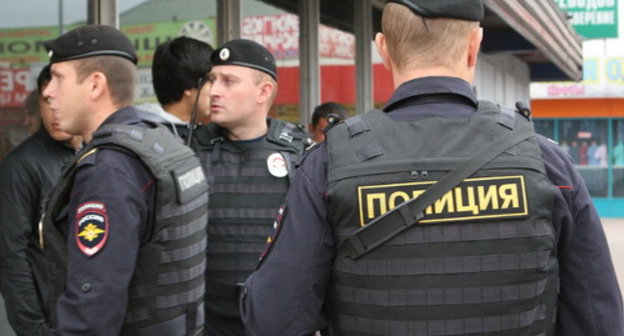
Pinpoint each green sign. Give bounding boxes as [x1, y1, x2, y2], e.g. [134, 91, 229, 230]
[121, 19, 216, 66]
[0, 19, 216, 67]
[557, 0, 618, 39]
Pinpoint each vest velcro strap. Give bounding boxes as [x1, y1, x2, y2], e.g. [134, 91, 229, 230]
[210, 136, 224, 145]
[339, 204, 423, 259]
[344, 235, 367, 258]
[355, 144, 384, 162]
[496, 107, 516, 130]
[159, 213, 207, 241]
[205, 280, 244, 300]
[135, 302, 204, 336]
[399, 203, 422, 226]
[156, 283, 204, 309]
[157, 262, 206, 286]
[333, 304, 548, 335]
[160, 239, 207, 263]
[345, 116, 370, 138]
[279, 132, 294, 143]
[160, 192, 208, 219]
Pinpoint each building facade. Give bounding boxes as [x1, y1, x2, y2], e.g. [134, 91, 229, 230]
[0, 0, 582, 334]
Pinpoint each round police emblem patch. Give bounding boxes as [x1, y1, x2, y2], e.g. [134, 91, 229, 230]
[219, 48, 230, 61]
[75, 202, 109, 257]
[267, 152, 288, 178]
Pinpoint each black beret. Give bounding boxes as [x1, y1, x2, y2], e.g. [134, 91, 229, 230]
[45, 25, 137, 64]
[386, 0, 484, 21]
[211, 39, 277, 80]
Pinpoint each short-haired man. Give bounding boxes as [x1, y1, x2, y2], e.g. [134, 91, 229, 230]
[0, 65, 81, 336]
[38, 25, 208, 335]
[191, 39, 311, 335]
[241, 1, 624, 335]
[149, 36, 213, 141]
[23, 89, 42, 134]
[308, 101, 348, 143]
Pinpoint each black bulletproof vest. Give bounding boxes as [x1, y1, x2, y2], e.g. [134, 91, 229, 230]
[326, 102, 559, 336]
[37, 122, 208, 336]
[192, 118, 309, 317]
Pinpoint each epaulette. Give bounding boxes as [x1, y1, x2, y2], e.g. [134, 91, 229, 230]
[323, 113, 343, 135]
[76, 148, 98, 165]
[267, 119, 314, 150]
[192, 123, 224, 148]
[295, 140, 323, 169]
[515, 101, 531, 121]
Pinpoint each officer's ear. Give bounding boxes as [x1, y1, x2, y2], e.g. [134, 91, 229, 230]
[467, 26, 483, 68]
[88, 71, 109, 102]
[375, 32, 392, 72]
[256, 77, 275, 105]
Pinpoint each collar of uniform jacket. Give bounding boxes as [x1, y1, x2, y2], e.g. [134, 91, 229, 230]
[383, 76, 478, 114]
[99, 106, 145, 129]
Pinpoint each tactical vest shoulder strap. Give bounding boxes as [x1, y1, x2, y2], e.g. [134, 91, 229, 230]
[92, 123, 176, 165]
[477, 99, 534, 130]
[192, 123, 223, 148]
[266, 119, 312, 182]
[266, 118, 313, 150]
[337, 113, 536, 260]
[90, 123, 206, 204]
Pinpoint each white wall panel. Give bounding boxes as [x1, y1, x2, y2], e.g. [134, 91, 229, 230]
[476, 53, 530, 108]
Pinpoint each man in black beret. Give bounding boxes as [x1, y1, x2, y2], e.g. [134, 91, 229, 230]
[39, 25, 208, 336]
[189, 38, 310, 336]
[241, 1, 624, 335]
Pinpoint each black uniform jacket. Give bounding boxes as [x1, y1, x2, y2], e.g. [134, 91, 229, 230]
[0, 128, 76, 336]
[51, 107, 156, 336]
[242, 76, 624, 336]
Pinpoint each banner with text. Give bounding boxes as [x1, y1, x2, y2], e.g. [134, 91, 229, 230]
[556, 0, 618, 39]
[531, 57, 624, 99]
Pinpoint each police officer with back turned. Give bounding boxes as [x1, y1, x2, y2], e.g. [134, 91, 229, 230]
[38, 25, 208, 336]
[242, 1, 624, 335]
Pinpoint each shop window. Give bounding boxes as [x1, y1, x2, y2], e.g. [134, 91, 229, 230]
[534, 119, 555, 141]
[319, 25, 355, 118]
[558, 119, 608, 197]
[119, 0, 217, 110]
[613, 119, 624, 197]
[242, 0, 300, 123]
[0, 0, 86, 164]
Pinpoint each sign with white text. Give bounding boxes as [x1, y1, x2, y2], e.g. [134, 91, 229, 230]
[556, 0, 618, 39]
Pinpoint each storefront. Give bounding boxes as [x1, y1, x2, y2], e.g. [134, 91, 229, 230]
[0, 0, 581, 158]
[0, 1, 584, 333]
[532, 43, 624, 217]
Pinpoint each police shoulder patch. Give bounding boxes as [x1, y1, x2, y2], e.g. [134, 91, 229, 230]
[75, 202, 109, 257]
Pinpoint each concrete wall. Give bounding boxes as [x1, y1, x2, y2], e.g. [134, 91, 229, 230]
[475, 53, 531, 108]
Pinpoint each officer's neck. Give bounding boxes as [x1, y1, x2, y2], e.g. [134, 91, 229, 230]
[392, 66, 472, 88]
[82, 105, 121, 143]
[66, 135, 83, 150]
[225, 119, 269, 141]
